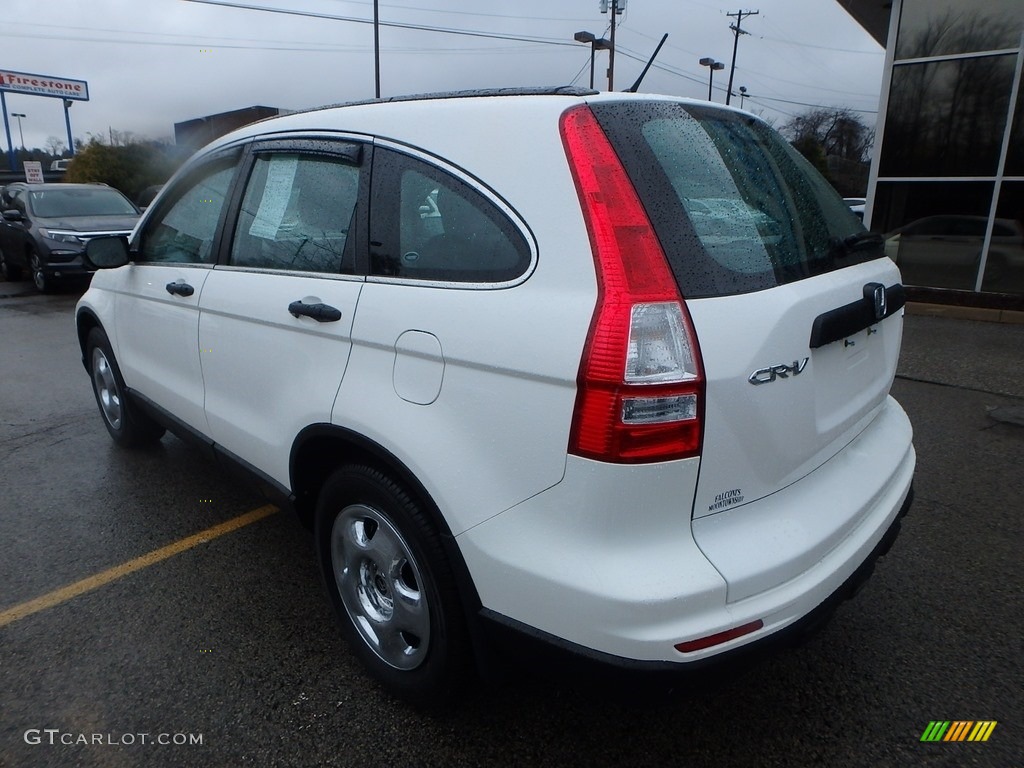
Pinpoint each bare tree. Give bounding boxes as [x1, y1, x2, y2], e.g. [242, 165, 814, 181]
[45, 136, 66, 156]
[781, 107, 874, 164]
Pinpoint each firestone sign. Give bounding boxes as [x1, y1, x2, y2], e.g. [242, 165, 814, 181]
[0, 69, 89, 101]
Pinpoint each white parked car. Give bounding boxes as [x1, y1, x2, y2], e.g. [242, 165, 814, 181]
[843, 197, 866, 221]
[76, 88, 915, 702]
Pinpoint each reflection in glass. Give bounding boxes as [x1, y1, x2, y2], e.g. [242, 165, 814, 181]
[880, 56, 1015, 177]
[984, 182, 1024, 294]
[1006, 80, 1024, 177]
[896, 0, 1024, 60]
[874, 181, 994, 290]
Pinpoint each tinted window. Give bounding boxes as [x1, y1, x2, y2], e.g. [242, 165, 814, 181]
[896, 0, 1024, 60]
[879, 55, 1015, 177]
[872, 181, 995, 290]
[990, 182, 1024, 294]
[1006, 74, 1024, 177]
[5, 189, 26, 213]
[230, 152, 360, 274]
[138, 155, 238, 264]
[369, 149, 530, 283]
[593, 102, 875, 298]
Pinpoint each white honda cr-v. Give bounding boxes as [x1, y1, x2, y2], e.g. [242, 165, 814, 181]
[76, 87, 914, 703]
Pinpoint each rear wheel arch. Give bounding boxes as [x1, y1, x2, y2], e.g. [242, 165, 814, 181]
[290, 425, 461, 545]
[289, 425, 486, 629]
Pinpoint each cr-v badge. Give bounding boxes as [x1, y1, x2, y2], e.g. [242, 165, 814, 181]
[748, 357, 809, 385]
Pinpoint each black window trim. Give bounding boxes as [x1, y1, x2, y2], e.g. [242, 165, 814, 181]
[215, 135, 371, 278]
[131, 143, 247, 267]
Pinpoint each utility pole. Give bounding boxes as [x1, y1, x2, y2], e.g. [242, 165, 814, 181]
[373, 0, 380, 98]
[600, 0, 625, 91]
[725, 9, 758, 106]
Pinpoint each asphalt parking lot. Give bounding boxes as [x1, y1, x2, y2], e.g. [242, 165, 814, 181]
[1, 283, 1021, 768]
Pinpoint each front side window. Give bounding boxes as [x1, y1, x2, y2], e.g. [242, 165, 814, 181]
[137, 155, 238, 264]
[230, 152, 360, 274]
[369, 149, 531, 283]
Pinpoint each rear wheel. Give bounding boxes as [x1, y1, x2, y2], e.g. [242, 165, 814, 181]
[315, 465, 471, 704]
[86, 327, 165, 447]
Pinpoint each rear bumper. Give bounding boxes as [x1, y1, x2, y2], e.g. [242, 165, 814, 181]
[457, 396, 915, 666]
[480, 485, 911, 677]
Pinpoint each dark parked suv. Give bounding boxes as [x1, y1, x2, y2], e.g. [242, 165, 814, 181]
[0, 183, 139, 291]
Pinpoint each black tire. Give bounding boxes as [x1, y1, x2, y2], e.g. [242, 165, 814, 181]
[0, 247, 22, 281]
[86, 327, 166, 447]
[29, 249, 49, 293]
[314, 465, 472, 705]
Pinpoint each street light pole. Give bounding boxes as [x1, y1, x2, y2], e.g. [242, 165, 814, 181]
[739, 86, 748, 109]
[12, 112, 26, 150]
[63, 100, 75, 156]
[574, 31, 612, 90]
[698, 58, 724, 102]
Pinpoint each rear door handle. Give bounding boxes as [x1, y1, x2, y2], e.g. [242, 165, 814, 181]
[288, 300, 342, 323]
[165, 280, 195, 297]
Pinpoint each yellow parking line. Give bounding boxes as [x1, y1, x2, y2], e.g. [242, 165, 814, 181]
[0, 505, 279, 629]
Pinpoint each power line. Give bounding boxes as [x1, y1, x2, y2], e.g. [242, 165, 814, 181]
[759, 34, 883, 56]
[746, 93, 877, 114]
[4, 24, 553, 56]
[324, 0, 595, 24]
[181, 0, 579, 47]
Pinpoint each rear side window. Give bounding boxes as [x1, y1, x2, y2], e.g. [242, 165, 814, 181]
[592, 102, 876, 298]
[369, 148, 531, 283]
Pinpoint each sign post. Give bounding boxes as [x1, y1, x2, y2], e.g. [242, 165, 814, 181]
[0, 90, 13, 172]
[0, 69, 89, 171]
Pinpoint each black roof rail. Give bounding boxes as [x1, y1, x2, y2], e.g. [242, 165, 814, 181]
[286, 86, 599, 119]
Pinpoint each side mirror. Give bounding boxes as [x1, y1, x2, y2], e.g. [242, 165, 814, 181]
[2, 209, 24, 222]
[84, 236, 131, 269]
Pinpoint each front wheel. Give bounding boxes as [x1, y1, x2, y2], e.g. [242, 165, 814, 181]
[86, 327, 165, 447]
[29, 250, 49, 293]
[315, 465, 471, 704]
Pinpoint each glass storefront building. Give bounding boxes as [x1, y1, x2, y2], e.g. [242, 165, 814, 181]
[863, 0, 1024, 301]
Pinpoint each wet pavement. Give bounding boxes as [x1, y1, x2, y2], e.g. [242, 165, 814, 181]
[0, 285, 1021, 767]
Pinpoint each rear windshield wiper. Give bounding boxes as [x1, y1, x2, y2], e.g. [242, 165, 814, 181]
[830, 231, 883, 259]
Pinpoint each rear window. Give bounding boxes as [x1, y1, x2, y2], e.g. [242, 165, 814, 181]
[592, 102, 878, 298]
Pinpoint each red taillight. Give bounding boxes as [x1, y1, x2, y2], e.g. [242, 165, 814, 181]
[560, 105, 705, 463]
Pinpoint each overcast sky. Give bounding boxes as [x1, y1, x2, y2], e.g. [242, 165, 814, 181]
[1, 0, 885, 153]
